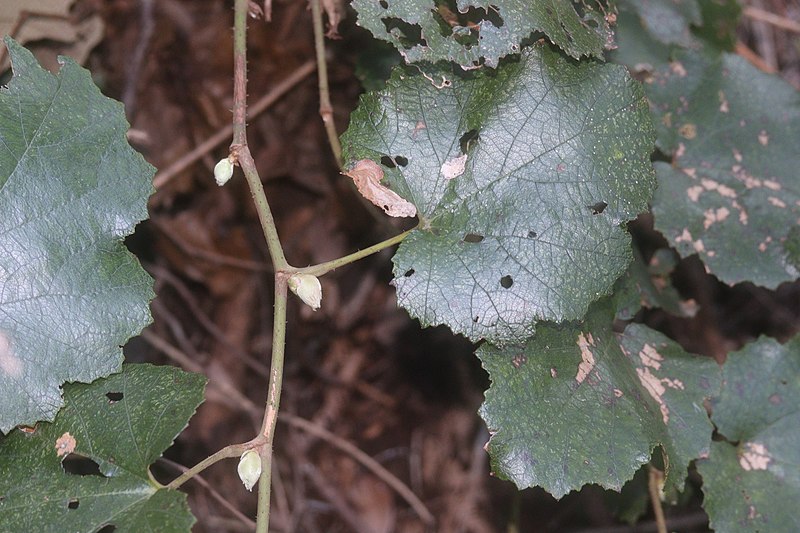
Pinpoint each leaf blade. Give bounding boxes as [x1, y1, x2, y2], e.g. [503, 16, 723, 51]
[0, 39, 155, 431]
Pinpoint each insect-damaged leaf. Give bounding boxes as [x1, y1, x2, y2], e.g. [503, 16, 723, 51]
[344, 159, 416, 217]
[647, 50, 800, 288]
[697, 335, 800, 533]
[341, 45, 656, 344]
[0, 39, 155, 432]
[0, 364, 206, 533]
[478, 299, 720, 498]
[352, 0, 614, 68]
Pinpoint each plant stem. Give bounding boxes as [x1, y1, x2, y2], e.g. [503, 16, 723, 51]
[238, 146, 289, 270]
[300, 227, 416, 277]
[165, 443, 250, 490]
[256, 275, 289, 533]
[232, 0, 248, 147]
[310, 0, 343, 168]
[648, 465, 667, 533]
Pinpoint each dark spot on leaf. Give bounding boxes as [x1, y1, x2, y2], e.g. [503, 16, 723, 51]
[403, 269, 415, 277]
[459, 129, 479, 153]
[463, 233, 484, 243]
[379, 0, 388, 8]
[394, 155, 409, 167]
[527, 230, 537, 238]
[62, 454, 104, 477]
[473, 315, 479, 322]
[67, 499, 79, 510]
[380, 155, 396, 168]
[106, 391, 123, 403]
[500, 275, 513, 289]
[588, 201, 608, 215]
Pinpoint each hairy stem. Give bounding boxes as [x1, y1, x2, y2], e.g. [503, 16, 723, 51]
[310, 0, 343, 168]
[300, 227, 416, 277]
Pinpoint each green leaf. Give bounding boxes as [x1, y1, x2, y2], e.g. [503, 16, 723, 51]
[0, 39, 155, 431]
[351, 0, 613, 68]
[647, 50, 800, 288]
[342, 45, 656, 344]
[0, 364, 206, 532]
[697, 336, 800, 533]
[621, 0, 701, 47]
[478, 299, 720, 497]
[612, 248, 695, 320]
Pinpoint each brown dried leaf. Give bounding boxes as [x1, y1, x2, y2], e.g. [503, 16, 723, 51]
[344, 160, 417, 218]
[321, 0, 346, 38]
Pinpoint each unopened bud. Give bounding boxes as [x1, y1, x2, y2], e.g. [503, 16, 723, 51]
[288, 273, 322, 310]
[237, 449, 261, 491]
[214, 157, 234, 186]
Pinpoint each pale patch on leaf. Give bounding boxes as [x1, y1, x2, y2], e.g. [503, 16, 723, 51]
[635, 345, 685, 424]
[768, 197, 787, 208]
[703, 207, 730, 229]
[639, 343, 663, 369]
[55, 432, 76, 457]
[344, 159, 417, 218]
[739, 442, 771, 471]
[441, 154, 467, 180]
[0, 330, 22, 378]
[575, 332, 596, 384]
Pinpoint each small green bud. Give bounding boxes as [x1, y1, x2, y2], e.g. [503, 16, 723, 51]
[288, 273, 322, 310]
[237, 449, 261, 491]
[214, 157, 234, 186]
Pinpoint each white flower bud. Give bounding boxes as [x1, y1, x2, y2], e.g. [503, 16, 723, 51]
[237, 449, 261, 491]
[288, 273, 322, 311]
[214, 157, 234, 186]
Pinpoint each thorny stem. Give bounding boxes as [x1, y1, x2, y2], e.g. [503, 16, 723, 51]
[232, 0, 248, 147]
[310, 0, 343, 168]
[171, 1, 417, 531]
[255, 275, 288, 533]
[300, 227, 416, 277]
[238, 147, 289, 270]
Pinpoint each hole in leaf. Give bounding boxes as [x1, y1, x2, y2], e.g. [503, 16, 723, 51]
[403, 269, 415, 277]
[500, 275, 513, 289]
[459, 129, 479, 153]
[588, 201, 608, 215]
[381, 18, 426, 48]
[527, 230, 537, 239]
[62, 454, 104, 477]
[379, 0, 388, 8]
[67, 499, 80, 510]
[96, 525, 117, 533]
[463, 233, 484, 243]
[105, 391, 123, 403]
[394, 155, 409, 167]
[380, 155, 396, 168]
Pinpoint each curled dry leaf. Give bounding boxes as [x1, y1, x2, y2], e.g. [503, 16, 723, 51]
[344, 159, 417, 218]
[321, 0, 345, 38]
